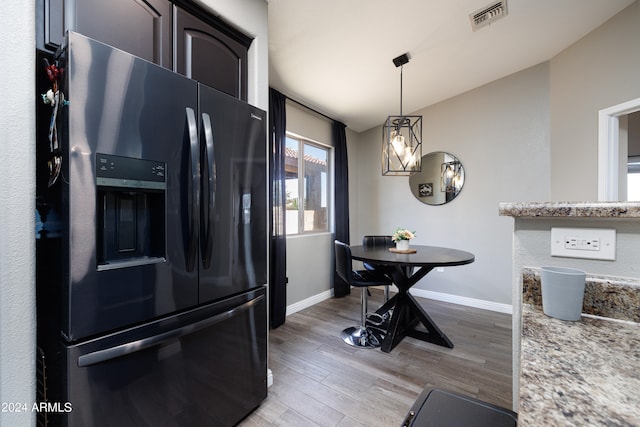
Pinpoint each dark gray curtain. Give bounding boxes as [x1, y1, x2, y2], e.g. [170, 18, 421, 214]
[332, 120, 350, 297]
[269, 88, 287, 328]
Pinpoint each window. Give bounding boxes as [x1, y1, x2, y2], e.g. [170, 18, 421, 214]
[628, 156, 640, 201]
[285, 134, 330, 235]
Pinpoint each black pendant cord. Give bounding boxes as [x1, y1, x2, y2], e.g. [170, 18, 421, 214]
[399, 65, 403, 117]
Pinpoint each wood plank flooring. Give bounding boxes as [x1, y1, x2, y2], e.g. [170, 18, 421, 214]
[239, 289, 512, 426]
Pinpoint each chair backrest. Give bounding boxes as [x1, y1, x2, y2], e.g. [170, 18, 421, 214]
[362, 235, 394, 249]
[334, 240, 354, 285]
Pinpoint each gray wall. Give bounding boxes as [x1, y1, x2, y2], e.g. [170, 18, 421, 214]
[284, 102, 335, 308]
[550, 1, 640, 201]
[352, 63, 551, 306]
[284, 0, 640, 409]
[270, 1, 640, 314]
[283, 102, 372, 309]
[0, 3, 36, 426]
[349, 1, 640, 307]
[283, 101, 368, 309]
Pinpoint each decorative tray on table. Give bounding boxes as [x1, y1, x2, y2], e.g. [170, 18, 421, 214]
[388, 248, 417, 254]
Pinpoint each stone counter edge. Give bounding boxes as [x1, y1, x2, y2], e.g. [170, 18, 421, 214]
[499, 201, 640, 218]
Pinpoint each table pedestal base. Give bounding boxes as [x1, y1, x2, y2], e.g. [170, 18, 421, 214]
[374, 271, 454, 353]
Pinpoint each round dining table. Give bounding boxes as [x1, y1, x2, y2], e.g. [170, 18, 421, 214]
[349, 245, 475, 353]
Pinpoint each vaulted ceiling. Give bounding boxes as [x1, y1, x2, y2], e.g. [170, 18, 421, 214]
[268, 0, 635, 132]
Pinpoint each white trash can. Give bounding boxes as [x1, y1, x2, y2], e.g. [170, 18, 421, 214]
[540, 266, 586, 321]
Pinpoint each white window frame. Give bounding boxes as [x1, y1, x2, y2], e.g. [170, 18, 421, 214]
[284, 132, 333, 236]
[598, 97, 640, 201]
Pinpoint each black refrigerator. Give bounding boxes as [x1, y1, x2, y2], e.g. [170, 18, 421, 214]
[36, 32, 268, 426]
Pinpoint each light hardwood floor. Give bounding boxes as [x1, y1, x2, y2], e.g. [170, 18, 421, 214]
[240, 289, 512, 426]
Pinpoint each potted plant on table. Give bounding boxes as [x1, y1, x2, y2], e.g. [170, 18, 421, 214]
[392, 228, 416, 251]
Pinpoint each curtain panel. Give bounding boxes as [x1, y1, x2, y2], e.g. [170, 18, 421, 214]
[332, 120, 350, 297]
[269, 88, 287, 328]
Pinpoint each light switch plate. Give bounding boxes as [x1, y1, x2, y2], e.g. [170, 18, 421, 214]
[551, 227, 616, 260]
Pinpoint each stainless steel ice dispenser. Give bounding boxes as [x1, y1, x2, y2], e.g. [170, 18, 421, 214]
[96, 153, 166, 270]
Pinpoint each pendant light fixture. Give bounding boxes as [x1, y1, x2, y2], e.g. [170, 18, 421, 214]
[382, 53, 422, 175]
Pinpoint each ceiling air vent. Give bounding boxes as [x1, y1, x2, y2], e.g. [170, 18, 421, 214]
[469, 0, 508, 31]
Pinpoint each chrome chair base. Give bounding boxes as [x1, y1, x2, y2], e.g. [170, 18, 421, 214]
[341, 326, 381, 348]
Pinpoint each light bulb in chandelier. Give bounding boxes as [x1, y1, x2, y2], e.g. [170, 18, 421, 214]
[391, 130, 406, 156]
[404, 150, 418, 169]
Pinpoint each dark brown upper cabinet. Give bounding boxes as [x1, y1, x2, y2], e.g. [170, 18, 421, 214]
[37, 0, 251, 100]
[38, 0, 172, 69]
[76, 0, 173, 68]
[174, 6, 248, 101]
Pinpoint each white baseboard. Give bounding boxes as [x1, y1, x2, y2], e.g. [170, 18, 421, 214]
[409, 288, 513, 314]
[285, 289, 333, 316]
[285, 287, 512, 316]
[266, 368, 273, 387]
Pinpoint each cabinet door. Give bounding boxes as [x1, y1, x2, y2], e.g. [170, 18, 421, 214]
[175, 7, 248, 101]
[38, 0, 172, 69]
[37, 0, 66, 51]
[76, 0, 172, 68]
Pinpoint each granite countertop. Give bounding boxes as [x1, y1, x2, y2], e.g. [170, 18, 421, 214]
[519, 305, 640, 426]
[499, 201, 640, 218]
[506, 201, 640, 424]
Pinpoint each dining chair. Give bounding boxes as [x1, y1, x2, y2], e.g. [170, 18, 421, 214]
[334, 240, 392, 348]
[362, 235, 394, 302]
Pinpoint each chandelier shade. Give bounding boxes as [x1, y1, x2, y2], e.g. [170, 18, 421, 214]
[382, 115, 422, 175]
[382, 53, 422, 175]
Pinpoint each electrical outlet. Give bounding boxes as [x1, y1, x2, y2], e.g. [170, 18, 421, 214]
[564, 236, 600, 251]
[550, 227, 616, 260]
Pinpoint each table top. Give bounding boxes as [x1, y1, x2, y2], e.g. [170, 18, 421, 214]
[349, 245, 475, 268]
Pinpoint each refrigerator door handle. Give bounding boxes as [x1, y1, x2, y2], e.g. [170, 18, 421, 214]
[77, 293, 265, 367]
[185, 107, 199, 272]
[201, 113, 216, 269]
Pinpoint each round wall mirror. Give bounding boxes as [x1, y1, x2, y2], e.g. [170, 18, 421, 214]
[409, 152, 465, 205]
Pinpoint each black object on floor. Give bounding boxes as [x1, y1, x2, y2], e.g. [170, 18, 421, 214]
[402, 388, 517, 426]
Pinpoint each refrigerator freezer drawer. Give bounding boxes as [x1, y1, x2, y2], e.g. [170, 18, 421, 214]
[53, 288, 267, 426]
